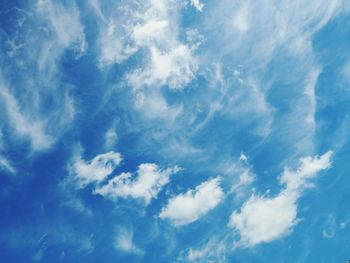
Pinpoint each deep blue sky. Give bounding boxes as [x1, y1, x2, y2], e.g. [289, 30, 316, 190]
[1, 0, 350, 262]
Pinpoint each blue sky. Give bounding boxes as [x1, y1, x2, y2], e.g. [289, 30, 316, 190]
[1, 0, 350, 262]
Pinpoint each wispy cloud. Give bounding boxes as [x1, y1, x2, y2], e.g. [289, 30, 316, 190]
[0, 0, 84, 152]
[114, 227, 144, 255]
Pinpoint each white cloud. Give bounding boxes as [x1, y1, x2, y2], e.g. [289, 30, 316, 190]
[239, 152, 248, 162]
[232, 3, 250, 33]
[229, 151, 333, 247]
[159, 177, 224, 226]
[95, 0, 197, 90]
[183, 240, 227, 262]
[98, 19, 137, 66]
[0, 156, 16, 174]
[131, 19, 169, 46]
[126, 0, 197, 91]
[231, 170, 255, 193]
[127, 44, 196, 90]
[104, 123, 118, 150]
[198, 0, 343, 155]
[190, 0, 205, 12]
[230, 191, 297, 247]
[115, 227, 143, 255]
[279, 151, 333, 191]
[70, 151, 122, 188]
[0, 1, 82, 151]
[0, 84, 53, 150]
[94, 163, 180, 204]
[36, 0, 84, 48]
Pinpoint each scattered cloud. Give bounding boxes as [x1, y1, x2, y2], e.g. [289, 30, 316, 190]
[0, 0, 83, 152]
[239, 152, 248, 162]
[96, 0, 198, 91]
[160, 177, 224, 226]
[95, 163, 180, 204]
[231, 170, 255, 196]
[127, 44, 197, 90]
[0, 156, 16, 174]
[180, 239, 227, 262]
[0, 83, 53, 150]
[190, 0, 205, 12]
[70, 151, 122, 188]
[322, 214, 337, 239]
[229, 151, 333, 247]
[115, 227, 144, 255]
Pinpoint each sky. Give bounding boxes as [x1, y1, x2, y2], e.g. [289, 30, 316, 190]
[1, 0, 350, 262]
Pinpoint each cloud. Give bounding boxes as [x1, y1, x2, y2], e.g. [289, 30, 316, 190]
[190, 0, 205, 12]
[114, 227, 143, 255]
[125, 0, 198, 91]
[0, 82, 53, 150]
[127, 44, 197, 90]
[232, 2, 250, 33]
[180, 239, 227, 262]
[95, 0, 197, 90]
[229, 151, 333, 247]
[230, 191, 297, 247]
[70, 151, 122, 188]
[0, 155, 15, 174]
[322, 215, 337, 239]
[0, 0, 83, 151]
[231, 170, 255, 195]
[104, 122, 118, 150]
[159, 177, 224, 226]
[94, 163, 180, 204]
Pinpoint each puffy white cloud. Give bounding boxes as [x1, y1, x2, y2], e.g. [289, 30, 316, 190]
[229, 151, 333, 247]
[94, 163, 180, 204]
[280, 150, 333, 192]
[126, 0, 197, 91]
[159, 177, 224, 226]
[70, 151, 122, 187]
[127, 44, 196, 90]
[230, 191, 297, 247]
[95, 0, 197, 90]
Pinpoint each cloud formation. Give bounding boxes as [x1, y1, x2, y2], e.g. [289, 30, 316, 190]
[70, 151, 122, 187]
[0, 0, 83, 151]
[229, 151, 333, 247]
[95, 163, 180, 204]
[114, 227, 143, 255]
[160, 177, 224, 226]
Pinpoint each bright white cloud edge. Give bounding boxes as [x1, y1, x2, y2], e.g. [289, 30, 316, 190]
[94, 163, 180, 204]
[229, 151, 333, 247]
[159, 177, 224, 226]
